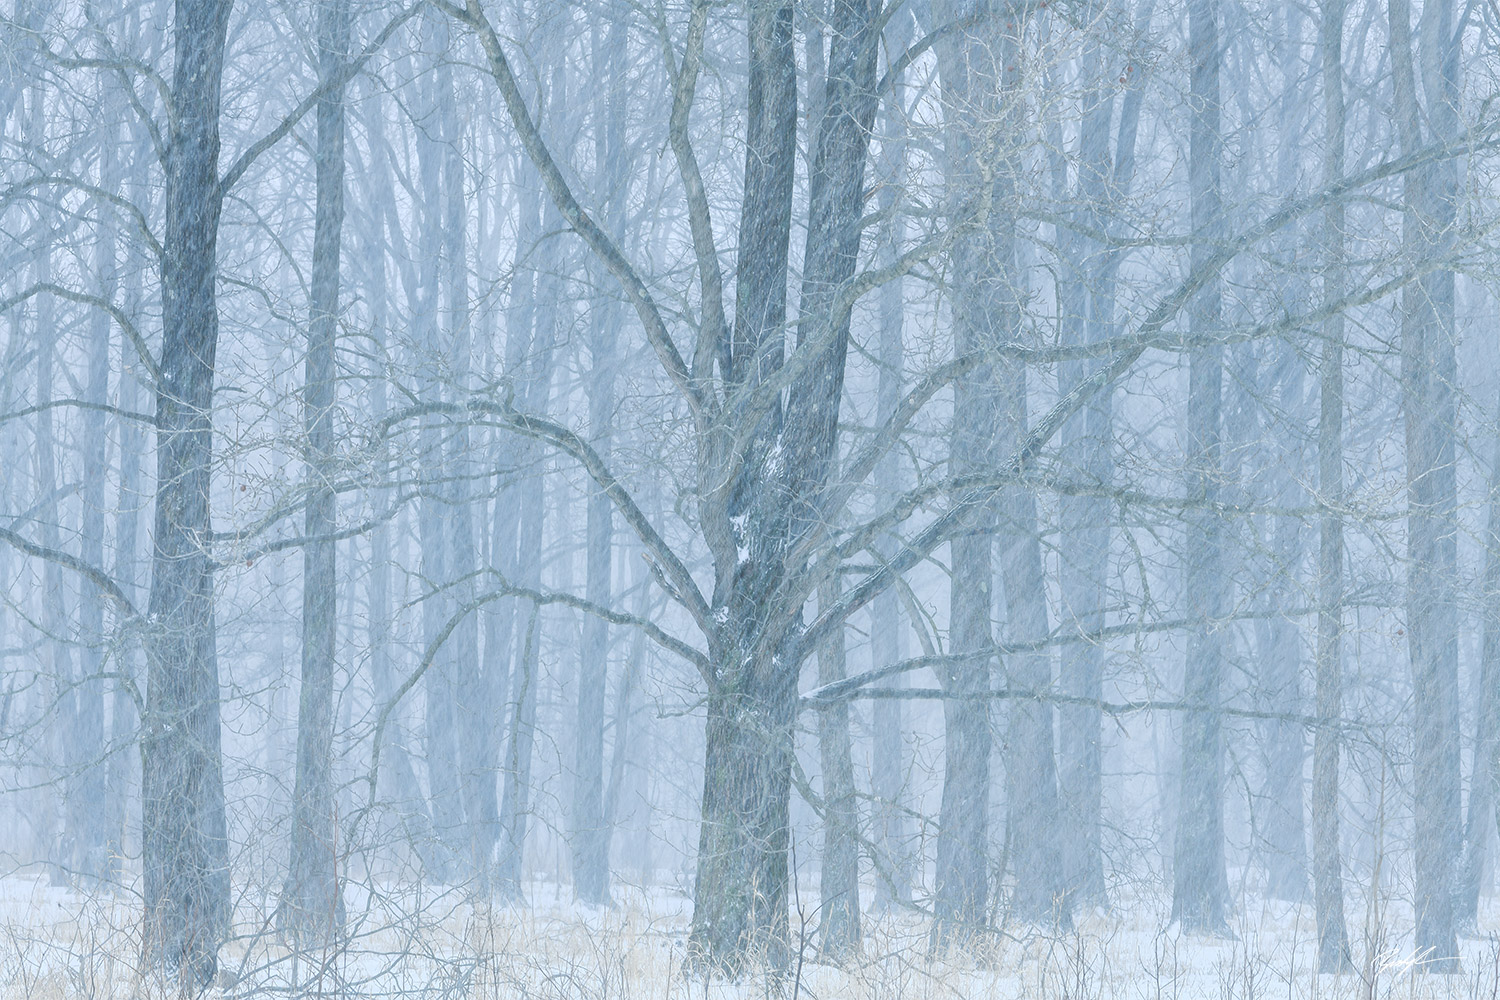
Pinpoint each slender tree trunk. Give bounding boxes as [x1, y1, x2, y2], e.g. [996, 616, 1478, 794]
[869, 5, 913, 912]
[142, 0, 234, 985]
[1474, 403, 1500, 927]
[1259, 351, 1309, 903]
[572, 10, 627, 906]
[1171, 0, 1230, 933]
[34, 222, 77, 885]
[999, 362, 1068, 927]
[279, 0, 349, 943]
[1311, 0, 1353, 970]
[1389, 0, 1461, 968]
[434, 27, 482, 890]
[66, 82, 123, 882]
[495, 186, 560, 898]
[1465, 409, 1500, 926]
[817, 571, 861, 958]
[1056, 28, 1114, 913]
[412, 19, 466, 879]
[359, 77, 430, 848]
[930, 3, 1002, 949]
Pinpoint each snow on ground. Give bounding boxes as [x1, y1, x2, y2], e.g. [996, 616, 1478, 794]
[1, 873, 1499, 999]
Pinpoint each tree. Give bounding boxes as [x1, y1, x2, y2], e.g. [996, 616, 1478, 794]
[1389, 0, 1462, 969]
[141, 0, 235, 984]
[1171, 0, 1231, 934]
[1312, 0, 1353, 970]
[279, 0, 350, 944]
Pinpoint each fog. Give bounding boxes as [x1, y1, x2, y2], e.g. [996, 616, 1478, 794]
[1, 0, 1499, 995]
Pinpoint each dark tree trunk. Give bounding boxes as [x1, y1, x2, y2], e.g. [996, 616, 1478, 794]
[686, 0, 798, 971]
[142, 0, 234, 986]
[1171, 0, 1230, 934]
[279, 0, 349, 944]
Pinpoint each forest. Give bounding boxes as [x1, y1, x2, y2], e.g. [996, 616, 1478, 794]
[1, 0, 1499, 995]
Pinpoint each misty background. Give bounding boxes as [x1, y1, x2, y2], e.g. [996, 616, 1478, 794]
[1, 0, 1499, 994]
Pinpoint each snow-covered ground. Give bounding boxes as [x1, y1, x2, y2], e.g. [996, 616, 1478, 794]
[2, 874, 1500, 999]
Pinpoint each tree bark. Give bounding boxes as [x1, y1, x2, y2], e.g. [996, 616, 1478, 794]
[869, 4, 913, 913]
[1171, 0, 1230, 934]
[1473, 407, 1500, 928]
[1310, 0, 1353, 970]
[572, 9, 628, 906]
[142, 0, 234, 986]
[817, 574, 861, 959]
[279, 0, 349, 944]
[999, 362, 1068, 927]
[1389, 0, 1462, 968]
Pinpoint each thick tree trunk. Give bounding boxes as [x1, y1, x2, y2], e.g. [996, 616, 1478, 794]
[142, 0, 234, 986]
[1171, 0, 1230, 933]
[691, 645, 800, 968]
[691, 0, 877, 970]
[687, 0, 798, 973]
[279, 0, 349, 944]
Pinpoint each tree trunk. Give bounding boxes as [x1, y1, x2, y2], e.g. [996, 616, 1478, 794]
[1259, 348, 1308, 903]
[1310, 0, 1353, 970]
[687, 0, 798, 973]
[1464, 414, 1500, 928]
[999, 362, 1068, 927]
[817, 576, 861, 959]
[412, 14, 469, 879]
[1056, 30, 1114, 912]
[572, 10, 628, 906]
[142, 0, 234, 986]
[105, 104, 155, 879]
[279, 0, 349, 944]
[359, 77, 431, 849]
[1389, 0, 1462, 968]
[869, 4, 913, 912]
[1171, 0, 1230, 933]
